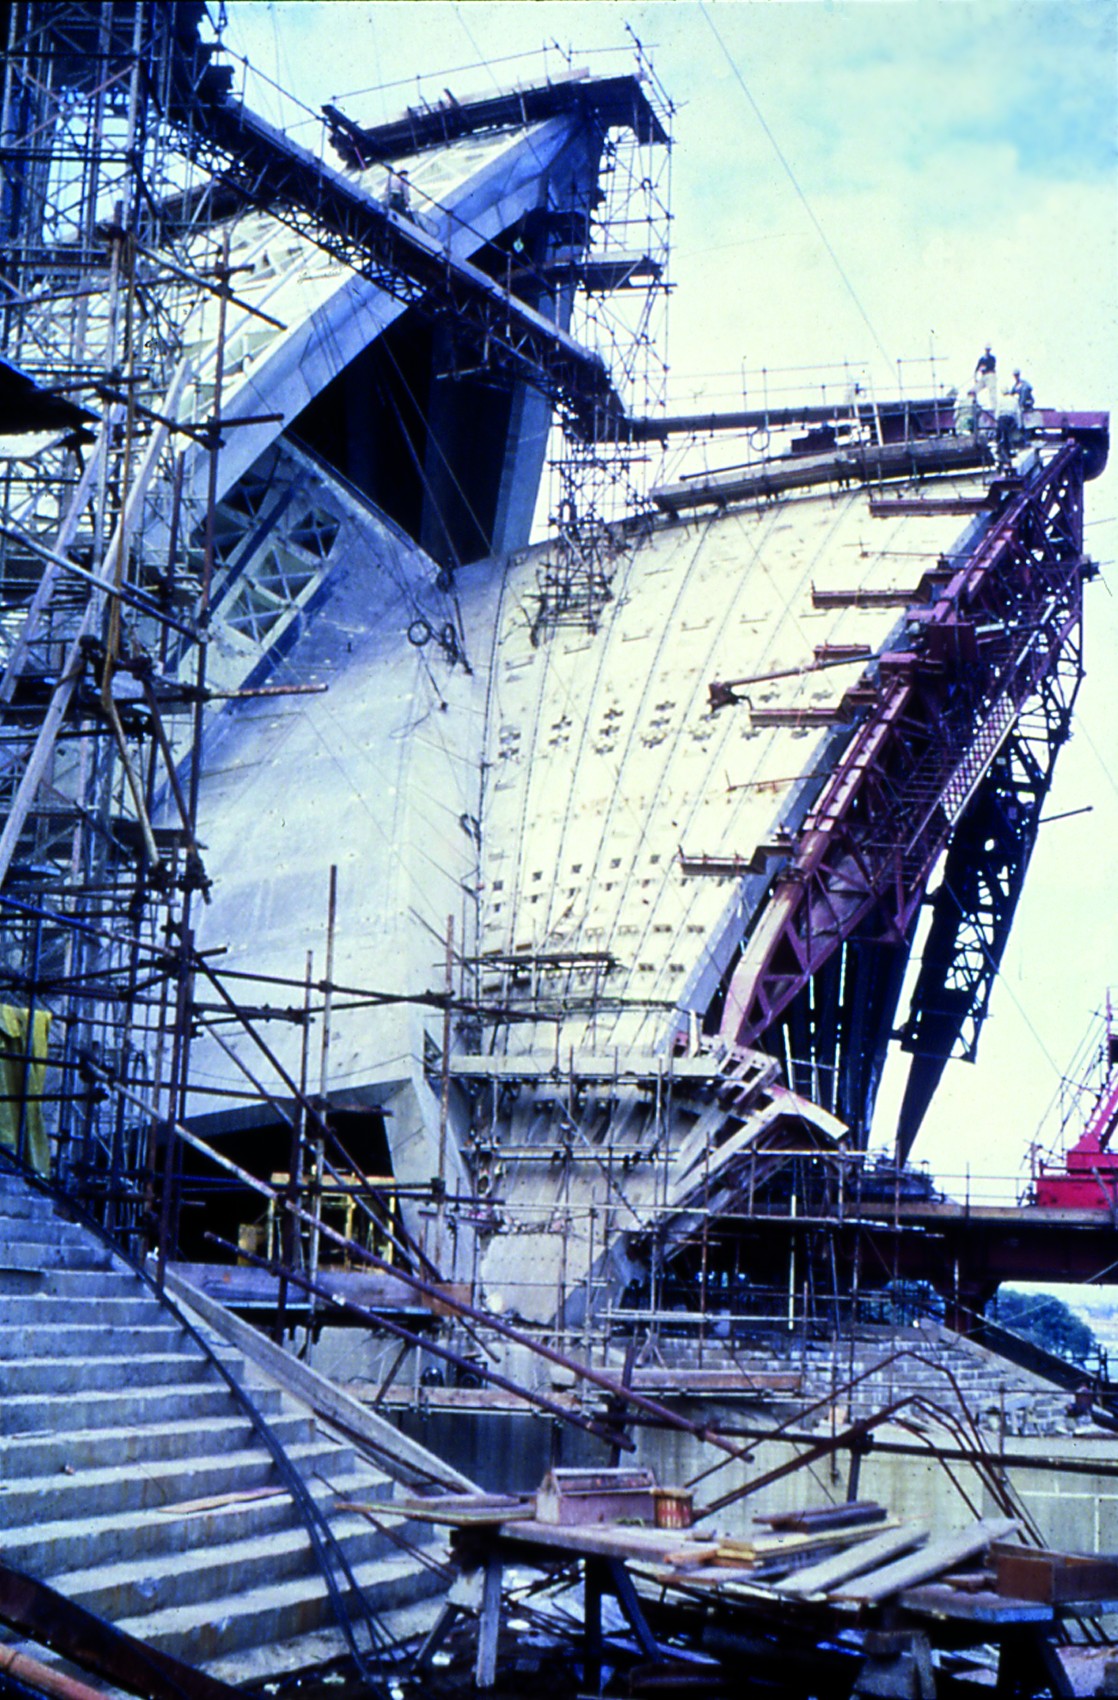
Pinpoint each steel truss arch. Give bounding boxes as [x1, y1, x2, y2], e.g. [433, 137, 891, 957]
[717, 444, 1091, 1113]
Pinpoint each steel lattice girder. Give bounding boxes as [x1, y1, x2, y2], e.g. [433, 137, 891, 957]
[164, 92, 623, 436]
[893, 647, 1081, 1159]
[719, 441, 1088, 1052]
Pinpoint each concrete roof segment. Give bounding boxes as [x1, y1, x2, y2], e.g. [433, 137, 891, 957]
[168, 114, 588, 530]
[186, 444, 485, 1119]
[183, 443, 999, 1246]
[477, 482, 988, 1061]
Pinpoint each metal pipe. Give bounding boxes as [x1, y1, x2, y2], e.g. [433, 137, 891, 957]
[623, 395, 951, 442]
[0, 360, 193, 886]
[92, 1056, 749, 1463]
[0, 522, 196, 638]
[0, 1638, 112, 1700]
[436, 914, 453, 1269]
[307, 863, 337, 1358]
[194, 957, 447, 1282]
[205, 1231, 628, 1451]
[275, 954, 312, 1344]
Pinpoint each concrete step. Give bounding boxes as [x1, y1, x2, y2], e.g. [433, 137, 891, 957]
[0, 1437, 355, 1526]
[0, 1169, 45, 1197]
[0, 1264, 133, 1298]
[0, 1166, 443, 1683]
[0, 1211, 102, 1246]
[52, 1510, 420, 1622]
[201, 1583, 445, 1689]
[0, 1189, 66, 1222]
[0, 1464, 395, 1578]
[0, 1350, 237, 1397]
[0, 1380, 282, 1438]
[0, 1410, 316, 1478]
[0, 1321, 187, 1359]
[0, 1293, 167, 1327]
[114, 1548, 448, 1668]
[0, 1239, 113, 1275]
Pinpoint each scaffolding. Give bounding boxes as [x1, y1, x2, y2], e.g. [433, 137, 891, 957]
[534, 37, 673, 638]
[0, 2, 233, 1241]
[0, 8, 1110, 1442]
[0, 10, 685, 1320]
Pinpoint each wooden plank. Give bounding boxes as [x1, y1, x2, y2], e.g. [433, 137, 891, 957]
[157, 1486, 285, 1516]
[475, 1556, 502, 1690]
[758, 1501, 887, 1534]
[899, 1584, 1052, 1624]
[378, 1497, 534, 1528]
[397, 1494, 532, 1515]
[752, 1520, 901, 1562]
[662, 1545, 725, 1570]
[497, 1518, 705, 1565]
[838, 1518, 1019, 1605]
[161, 1264, 478, 1493]
[632, 1369, 802, 1394]
[775, 1525, 929, 1597]
[664, 1565, 759, 1586]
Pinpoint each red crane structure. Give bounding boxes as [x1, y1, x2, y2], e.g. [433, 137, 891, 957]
[1036, 992, 1118, 1210]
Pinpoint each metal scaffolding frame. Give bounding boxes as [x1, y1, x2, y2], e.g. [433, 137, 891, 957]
[0, 7, 1112, 1445]
[718, 443, 1092, 1087]
[533, 37, 673, 637]
[0, 1, 234, 1239]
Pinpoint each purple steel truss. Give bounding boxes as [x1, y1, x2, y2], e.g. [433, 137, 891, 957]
[719, 440, 1089, 1053]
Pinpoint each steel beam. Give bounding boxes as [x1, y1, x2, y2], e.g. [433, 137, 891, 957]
[718, 442, 1089, 1061]
[894, 659, 1080, 1161]
[323, 72, 670, 165]
[0, 1559, 242, 1700]
[165, 88, 622, 436]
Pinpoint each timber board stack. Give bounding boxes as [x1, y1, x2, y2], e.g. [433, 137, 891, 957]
[405, 1489, 1118, 1695]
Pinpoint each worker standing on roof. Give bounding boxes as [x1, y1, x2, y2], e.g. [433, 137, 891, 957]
[974, 345, 997, 419]
[995, 386, 1019, 470]
[953, 387, 978, 436]
[384, 166, 412, 218]
[1008, 368, 1035, 424]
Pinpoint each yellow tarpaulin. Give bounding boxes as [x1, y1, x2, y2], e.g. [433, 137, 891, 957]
[0, 1004, 51, 1176]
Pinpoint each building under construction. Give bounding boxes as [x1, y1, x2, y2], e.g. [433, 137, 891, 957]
[1, 5, 1115, 1696]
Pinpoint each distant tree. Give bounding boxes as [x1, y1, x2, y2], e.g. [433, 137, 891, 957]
[989, 1289, 1098, 1366]
[871, 1280, 944, 1326]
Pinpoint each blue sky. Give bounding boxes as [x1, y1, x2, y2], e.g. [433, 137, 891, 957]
[221, 1, 1117, 1188]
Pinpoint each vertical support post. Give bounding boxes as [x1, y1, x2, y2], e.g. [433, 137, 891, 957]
[787, 1191, 797, 1332]
[436, 913, 453, 1270]
[155, 924, 194, 1291]
[275, 952, 312, 1344]
[13, 911, 42, 1170]
[583, 1558, 604, 1696]
[847, 1438, 864, 1504]
[306, 864, 337, 1362]
[699, 1116, 710, 1367]
[475, 1554, 503, 1690]
[584, 1204, 595, 1360]
[186, 229, 232, 835]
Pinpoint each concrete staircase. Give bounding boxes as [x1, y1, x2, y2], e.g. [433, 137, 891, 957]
[0, 1164, 446, 1683]
[614, 1323, 1077, 1435]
